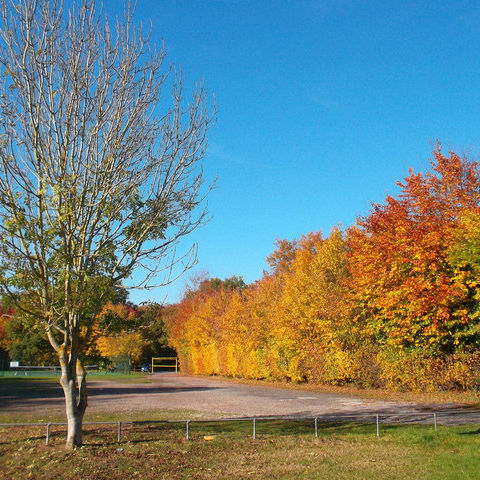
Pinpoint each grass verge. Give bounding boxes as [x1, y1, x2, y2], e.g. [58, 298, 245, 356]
[1, 419, 479, 479]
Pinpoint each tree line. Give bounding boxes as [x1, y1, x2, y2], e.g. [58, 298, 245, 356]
[166, 147, 480, 391]
[0, 298, 175, 369]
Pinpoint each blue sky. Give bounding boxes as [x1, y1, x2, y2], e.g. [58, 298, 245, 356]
[117, 0, 480, 304]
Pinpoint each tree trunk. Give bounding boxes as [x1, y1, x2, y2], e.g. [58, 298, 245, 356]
[65, 405, 83, 449]
[60, 358, 88, 449]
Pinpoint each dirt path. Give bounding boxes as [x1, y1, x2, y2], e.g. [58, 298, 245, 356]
[2, 373, 479, 425]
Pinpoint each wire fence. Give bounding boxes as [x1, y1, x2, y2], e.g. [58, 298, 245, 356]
[1, 410, 479, 445]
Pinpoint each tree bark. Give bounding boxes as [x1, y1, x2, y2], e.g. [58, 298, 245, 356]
[60, 356, 88, 449]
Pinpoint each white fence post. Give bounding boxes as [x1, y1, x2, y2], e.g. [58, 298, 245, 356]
[46, 423, 51, 445]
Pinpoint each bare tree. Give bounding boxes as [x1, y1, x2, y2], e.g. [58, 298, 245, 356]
[0, 0, 214, 448]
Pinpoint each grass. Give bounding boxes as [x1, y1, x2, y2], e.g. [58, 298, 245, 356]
[1, 418, 480, 479]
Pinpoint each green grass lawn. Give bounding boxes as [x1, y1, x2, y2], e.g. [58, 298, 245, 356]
[1, 418, 480, 479]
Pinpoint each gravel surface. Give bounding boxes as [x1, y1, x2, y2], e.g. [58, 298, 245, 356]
[2, 373, 480, 425]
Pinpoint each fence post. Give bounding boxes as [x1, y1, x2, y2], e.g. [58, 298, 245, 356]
[253, 417, 256, 440]
[315, 417, 318, 438]
[186, 420, 190, 440]
[117, 421, 122, 443]
[46, 423, 51, 445]
[434, 413, 437, 432]
[376, 415, 380, 437]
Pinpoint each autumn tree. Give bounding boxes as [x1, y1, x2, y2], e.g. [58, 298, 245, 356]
[92, 302, 142, 366]
[0, 0, 214, 448]
[221, 273, 286, 380]
[447, 210, 480, 344]
[277, 229, 350, 382]
[163, 147, 480, 391]
[167, 275, 246, 375]
[266, 238, 298, 275]
[92, 302, 175, 367]
[346, 147, 480, 386]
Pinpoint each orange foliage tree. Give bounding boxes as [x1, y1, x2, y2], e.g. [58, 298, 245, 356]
[347, 147, 480, 353]
[345, 147, 480, 389]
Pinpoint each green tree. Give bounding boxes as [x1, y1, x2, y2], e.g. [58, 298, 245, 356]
[0, 0, 214, 448]
[210, 275, 247, 291]
[136, 304, 176, 364]
[6, 318, 57, 365]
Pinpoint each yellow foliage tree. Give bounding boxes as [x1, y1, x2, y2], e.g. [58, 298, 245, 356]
[93, 303, 146, 365]
[274, 229, 350, 382]
[96, 332, 146, 364]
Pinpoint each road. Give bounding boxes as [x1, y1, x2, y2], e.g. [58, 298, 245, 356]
[2, 373, 479, 424]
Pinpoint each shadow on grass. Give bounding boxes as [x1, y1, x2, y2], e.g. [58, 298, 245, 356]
[187, 419, 380, 438]
[0, 429, 48, 445]
[459, 428, 480, 435]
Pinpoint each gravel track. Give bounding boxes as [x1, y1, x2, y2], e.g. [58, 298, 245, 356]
[2, 373, 479, 425]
